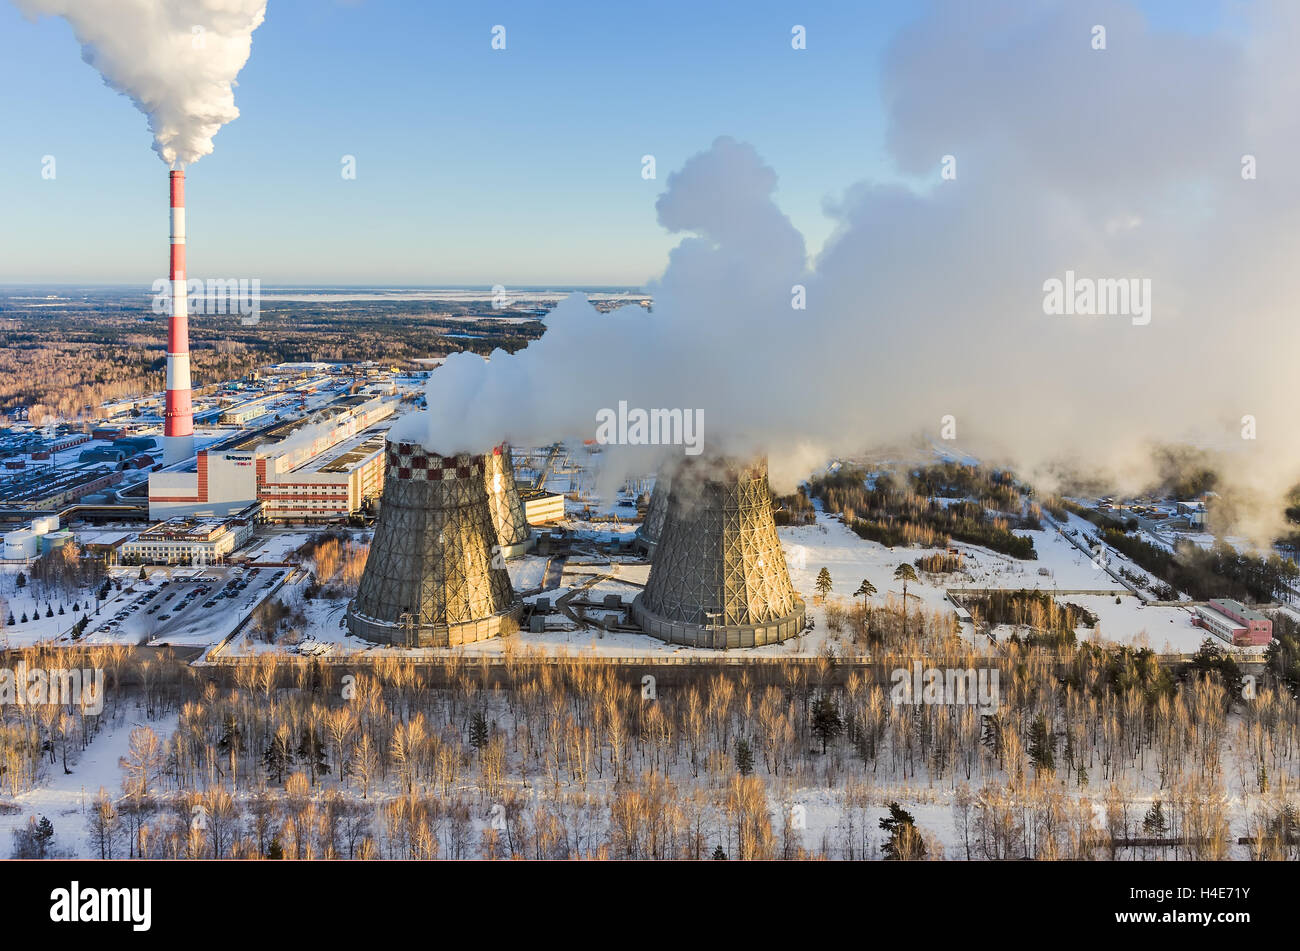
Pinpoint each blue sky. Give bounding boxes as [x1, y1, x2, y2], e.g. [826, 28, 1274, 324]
[0, 0, 1230, 285]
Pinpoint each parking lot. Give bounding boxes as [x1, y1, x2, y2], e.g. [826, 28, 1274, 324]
[75, 564, 290, 647]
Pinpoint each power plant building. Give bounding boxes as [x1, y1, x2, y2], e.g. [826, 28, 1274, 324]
[147, 397, 395, 520]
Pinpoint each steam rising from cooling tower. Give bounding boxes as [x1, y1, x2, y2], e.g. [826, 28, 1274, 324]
[16, 0, 267, 167]
[632, 456, 805, 648]
[396, 0, 1300, 546]
[348, 442, 522, 647]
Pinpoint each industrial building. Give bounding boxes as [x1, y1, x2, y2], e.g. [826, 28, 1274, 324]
[347, 440, 522, 647]
[1194, 598, 1273, 646]
[120, 515, 254, 565]
[520, 488, 565, 525]
[147, 396, 395, 520]
[258, 427, 387, 520]
[0, 464, 123, 509]
[632, 456, 805, 648]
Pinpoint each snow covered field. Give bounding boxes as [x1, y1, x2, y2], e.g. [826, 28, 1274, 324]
[0, 708, 179, 859]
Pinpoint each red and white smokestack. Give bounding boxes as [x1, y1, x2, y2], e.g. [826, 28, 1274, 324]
[163, 169, 195, 464]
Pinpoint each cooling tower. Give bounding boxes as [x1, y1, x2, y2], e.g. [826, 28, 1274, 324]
[485, 443, 533, 558]
[347, 441, 522, 647]
[634, 471, 671, 558]
[162, 170, 195, 465]
[631, 456, 805, 648]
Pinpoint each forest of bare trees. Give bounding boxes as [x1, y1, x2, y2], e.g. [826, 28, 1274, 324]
[3, 585, 1297, 860]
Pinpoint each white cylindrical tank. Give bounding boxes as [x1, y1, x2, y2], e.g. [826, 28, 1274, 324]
[3, 529, 39, 560]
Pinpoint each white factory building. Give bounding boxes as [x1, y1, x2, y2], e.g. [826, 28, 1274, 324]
[120, 516, 254, 565]
[148, 396, 396, 521]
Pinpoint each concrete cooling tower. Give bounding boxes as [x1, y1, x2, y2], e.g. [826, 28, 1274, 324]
[634, 471, 671, 558]
[347, 441, 522, 647]
[485, 443, 532, 558]
[631, 456, 806, 648]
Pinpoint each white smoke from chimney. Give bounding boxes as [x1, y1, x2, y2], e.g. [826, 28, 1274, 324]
[15, 0, 266, 167]
[396, 0, 1300, 545]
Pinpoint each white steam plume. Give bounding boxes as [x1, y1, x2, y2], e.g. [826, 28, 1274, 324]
[394, 0, 1300, 544]
[16, 0, 267, 167]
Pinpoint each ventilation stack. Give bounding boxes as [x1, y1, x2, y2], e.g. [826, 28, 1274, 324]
[347, 441, 522, 647]
[485, 443, 533, 558]
[634, 470, 671, 558]
[162, 169, 195, 464]
[631, 456, 805, 648]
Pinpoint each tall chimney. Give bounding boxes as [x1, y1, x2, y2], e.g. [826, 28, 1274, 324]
[163, 169, 195, 464]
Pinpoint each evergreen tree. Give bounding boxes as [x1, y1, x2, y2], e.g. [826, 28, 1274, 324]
[894, 563, 918, 637]
[15, 572, 25, 588]
[734, 737, 754, 776]
[138, 566, 147, 580]
[1028, 714, 1055, 775]
[815, 567, 833, 601]
[853, 579, 877, 602]
[20, 612, 27, 623]
[811, 694, 843, 754]
[711, 844, 727, 860]
[879, 802, 926, 860]
[263, 734, 292, 784]
[267, 836, 284, 859]
[470, 710, 490, 751]
[1142, 800, 1169, 837]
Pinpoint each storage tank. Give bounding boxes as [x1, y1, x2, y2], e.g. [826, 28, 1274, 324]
[3, 529, 40, 561]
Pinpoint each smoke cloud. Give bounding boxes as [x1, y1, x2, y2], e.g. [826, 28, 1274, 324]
[394, 0, 1300, 545]
[16, 0, 266, 167]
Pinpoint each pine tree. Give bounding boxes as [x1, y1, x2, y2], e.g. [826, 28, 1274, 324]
[15, 572, 25, 588]
[854, 579, 877, 602]
[138, 566, 147, 580]
[470, 710, 490, 751]
[267, 835, 284, 859]
[1142, 801, 1169, 838]
[894, 564, 918, 637]
[711, 844, 727, 860]
[880, 802, 926, 860]
[815, 567, 833, 601]
[811, 694, 843, 754]
[1028, 714, 1055, 775]
[734, 737, 754, 776]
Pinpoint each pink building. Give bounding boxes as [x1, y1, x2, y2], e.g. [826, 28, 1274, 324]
[1194, 598, 1272, 646]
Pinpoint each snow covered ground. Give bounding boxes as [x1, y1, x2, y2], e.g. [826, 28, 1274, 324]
[0, 708, 179, 859]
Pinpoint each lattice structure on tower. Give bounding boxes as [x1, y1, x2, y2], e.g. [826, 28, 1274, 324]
[347, 441, 521, 647]
[632, 456, 805, 648]
[634, 470, 671, 559]
[485, 443, 533, 558]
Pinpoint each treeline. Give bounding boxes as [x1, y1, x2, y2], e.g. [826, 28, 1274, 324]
[1096, 527, 1297, 603]
[0, 304, 545, 422]
[964, 590, 1097, 648]
[810, 466, 1036, 559]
